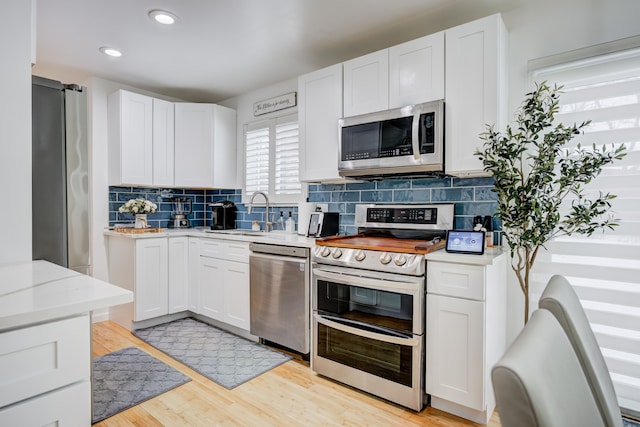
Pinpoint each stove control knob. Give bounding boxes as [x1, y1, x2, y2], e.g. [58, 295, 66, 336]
[320, 247, 331, 257]
[354, 250, 366, 262]
[331, 248, 343, 259]
[379, 253, 392, 265]
[394, 255, 408, 266]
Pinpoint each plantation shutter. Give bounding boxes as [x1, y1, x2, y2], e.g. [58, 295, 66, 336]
[531, 47, 640, 415]
[274, 118, 301, 195]
[245, 123, 270, 194]
[244, 114, 302, 203]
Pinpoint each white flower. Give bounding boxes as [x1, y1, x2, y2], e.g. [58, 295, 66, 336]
[119, 198, 157, 214]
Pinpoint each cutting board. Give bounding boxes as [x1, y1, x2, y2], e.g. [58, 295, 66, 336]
[316, 235, 445, 254]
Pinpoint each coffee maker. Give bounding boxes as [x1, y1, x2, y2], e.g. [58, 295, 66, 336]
[168, 197, 192, 228]
[209, 200, 236, 230]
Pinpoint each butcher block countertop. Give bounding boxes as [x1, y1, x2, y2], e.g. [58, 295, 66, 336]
[0, 260, 133, 331]
[315, 234, 446, 254]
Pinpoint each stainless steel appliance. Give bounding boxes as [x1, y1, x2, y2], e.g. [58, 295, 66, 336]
[250, 242, 310, 355]
[32, 76, 90, 274]
[338, 100, 445, 178]
[311, 203, 454, 411]
[168, 197, 192, 228]
[209, 200, 236, 230]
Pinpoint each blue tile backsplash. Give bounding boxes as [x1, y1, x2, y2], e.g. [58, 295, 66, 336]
[308, 176, 499, 235]
[109, 176, 499, 234]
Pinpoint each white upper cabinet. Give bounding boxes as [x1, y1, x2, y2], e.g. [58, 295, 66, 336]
[298, 63, 344, 182]
[389, 31, 445, 108]
[343, 49, 389, 117]
[152, 98, 175, 187]
[343, 33, 445, 117]
[445, 14, 507, 177]
[108, 90, 153, 186]
[174, 103, 237, 189]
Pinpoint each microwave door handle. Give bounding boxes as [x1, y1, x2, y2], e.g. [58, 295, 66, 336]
[412, 111, 420, 161]
[314, 314, 419, 346]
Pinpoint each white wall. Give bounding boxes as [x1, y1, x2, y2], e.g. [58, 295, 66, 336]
[0, 1, 33, 264]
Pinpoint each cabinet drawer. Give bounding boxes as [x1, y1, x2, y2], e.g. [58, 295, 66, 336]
[0, 380, 90, 426]
[0, 315, 90, 408]
[427, 261, 485, 301]
[200, 239, 249, 263]
[200, 239, 224, 258]
[224, 241, 250, 263]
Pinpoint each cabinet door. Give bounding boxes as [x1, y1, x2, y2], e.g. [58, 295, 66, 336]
[198, 256, 224, 321]
[445, 13, 506, 177]
[426, 294, 485, 411]
[298, 63, 343, 182]
[212, 104, 237, 189]
[223, 260, 250, 330]
[168, 237, 188, 314]
[343, 49, 389, 116]
[188, 238, 201, 312]
[134, 238, 169, 321]
[389, 31, 445, 108]
[152, 98, 175, 187]
[174, 103, 214, 187]
[108, 90, 153, 186]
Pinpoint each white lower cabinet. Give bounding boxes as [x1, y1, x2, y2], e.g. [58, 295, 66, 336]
[0, 315, 91, 425]
[135, 237, 169, 321]
[107, 234, 251, 331]
[426, 251, 506, 425]
[197, 238, 251, 331]
[168, 236, 189, 313]
[107, 235, 189, 328]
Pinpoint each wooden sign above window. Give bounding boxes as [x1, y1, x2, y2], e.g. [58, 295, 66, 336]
[254, 92, 297, 116]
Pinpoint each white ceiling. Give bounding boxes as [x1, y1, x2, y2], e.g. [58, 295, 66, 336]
[34, 0, 527, 103]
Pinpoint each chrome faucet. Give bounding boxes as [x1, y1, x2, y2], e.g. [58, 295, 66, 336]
[247, 191, 272, 232]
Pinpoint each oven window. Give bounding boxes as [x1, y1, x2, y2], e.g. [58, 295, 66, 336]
[317, 322, 413, 387]
[316, 280, 413, 334]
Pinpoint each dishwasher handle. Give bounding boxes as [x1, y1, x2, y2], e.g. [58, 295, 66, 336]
[249, 242, 309, 258]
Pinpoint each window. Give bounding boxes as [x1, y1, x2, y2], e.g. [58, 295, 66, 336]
[244, 114, 302, 203]
[530, 47, 640, 415]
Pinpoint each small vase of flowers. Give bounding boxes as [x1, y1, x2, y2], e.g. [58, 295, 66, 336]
[119, 198, 158, 228]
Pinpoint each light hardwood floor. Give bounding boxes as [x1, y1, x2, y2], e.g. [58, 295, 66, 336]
[92, 321, 501, 427]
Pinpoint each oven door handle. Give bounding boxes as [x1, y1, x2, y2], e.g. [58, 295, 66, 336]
[314, 313, 420, 346]
[312, 268, 422, 294]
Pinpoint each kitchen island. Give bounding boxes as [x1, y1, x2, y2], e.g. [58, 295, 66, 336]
[0, 260, 133, 425]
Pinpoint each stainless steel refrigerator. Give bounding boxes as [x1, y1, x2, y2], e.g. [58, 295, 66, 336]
[32, 76, 90, 274]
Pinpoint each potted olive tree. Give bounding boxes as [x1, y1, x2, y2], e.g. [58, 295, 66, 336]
[475, 82, 626, 324]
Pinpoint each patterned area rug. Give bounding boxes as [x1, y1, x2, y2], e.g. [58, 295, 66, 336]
[92, 347, 191, 423]
[133, 317, 293, 389]
[624, 418, 640, 427]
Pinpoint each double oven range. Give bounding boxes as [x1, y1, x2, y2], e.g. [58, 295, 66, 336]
[311, 203, 454, 411]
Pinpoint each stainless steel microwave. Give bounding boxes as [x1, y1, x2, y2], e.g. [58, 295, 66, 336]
[338, 100, 444, 177]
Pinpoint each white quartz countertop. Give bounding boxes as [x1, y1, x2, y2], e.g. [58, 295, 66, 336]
[426, 246, 506, 265]
[0, 260, 133, 331]
[104, 227, 319, 248]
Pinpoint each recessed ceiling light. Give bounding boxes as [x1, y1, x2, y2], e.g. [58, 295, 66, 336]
[99, 46, 123, 57]
[148, 9, 178, 25]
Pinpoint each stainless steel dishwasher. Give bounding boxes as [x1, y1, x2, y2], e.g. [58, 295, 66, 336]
[249, 242, 310, 354]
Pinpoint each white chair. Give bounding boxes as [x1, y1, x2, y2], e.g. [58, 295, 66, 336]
[492, 309, 605, 427]
[539, 275, 623, 427]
